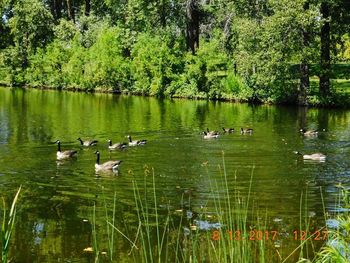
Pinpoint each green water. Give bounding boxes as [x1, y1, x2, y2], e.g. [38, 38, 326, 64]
[0, 87, 350, 262]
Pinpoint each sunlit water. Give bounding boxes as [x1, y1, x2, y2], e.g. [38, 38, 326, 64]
[1, 87, 350, 262]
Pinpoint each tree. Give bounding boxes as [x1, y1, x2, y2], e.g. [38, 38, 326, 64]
[5, 0, 53, 83]
[319, 1, 331, 96]
[299, 1, 310, 106]
[186, 0, 200, 54]
[318, 0, 350, 96]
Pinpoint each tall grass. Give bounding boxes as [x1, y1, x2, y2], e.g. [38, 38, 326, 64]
[309, 186, 350, 262]
[1, 186, 21, 263]
[129, 156, 272, 263]
[91, 158, 333, 262]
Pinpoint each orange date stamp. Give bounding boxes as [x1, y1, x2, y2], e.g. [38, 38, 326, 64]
[211, 229, 328, 241]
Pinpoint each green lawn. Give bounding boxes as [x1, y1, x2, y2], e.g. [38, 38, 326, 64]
[310, 77, 350, 94]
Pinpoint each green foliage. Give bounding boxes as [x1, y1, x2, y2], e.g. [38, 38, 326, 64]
[220, 72, 252, 101]
[84, 26, 130, 90]
[233, 0, 319, 103]
[337, 34, 350, 62]
[1, 0, 350, 105]
[168, 36, 241, 100]
[131, 32, 183, 96]
[26, 40, 69, 87]
[2, 0, 53, 85]
[311, 187, 350, 262]
[9, 0, 53, 51]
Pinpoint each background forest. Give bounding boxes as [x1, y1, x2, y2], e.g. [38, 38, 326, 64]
[1, 0, 350, 106]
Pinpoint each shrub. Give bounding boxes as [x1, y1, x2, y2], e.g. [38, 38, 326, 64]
[130, 32, 182, 96]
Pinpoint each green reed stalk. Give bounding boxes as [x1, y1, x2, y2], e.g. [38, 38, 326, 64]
[152, 169, 161, 263]
[1, 186, 21, 263]
[92, 202, 99, 263]
[310, 186, 350, 262]
[174, 194, 185, 263]
[111, 191, 116, 260]
[102, 190, 117, 262]
[132, 180, 148, 262]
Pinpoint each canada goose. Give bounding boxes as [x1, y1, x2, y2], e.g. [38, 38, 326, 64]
[55, 140, 77, 160]
[206, 128, 219, 136]
[300, 129, 318, 137]
[294, 151, 326, 161]
[240, 128, 253, 135]
[203, 131, 219, 139]
[108, 139, 127, 150]
[222, 127, 234, 133]
[77, 137, 98, 146]
[127, 135, 147, 146]
[95, 151, 122, 172]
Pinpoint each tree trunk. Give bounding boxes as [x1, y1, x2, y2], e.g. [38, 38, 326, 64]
[299, 2, 309, 106]
[186, 0, 200, 55]
[56, 0, 62, 19]
[159, 0, 166, 27]
[320, 2, 331, 96]
[66, 0, 75, 23]
[85, 0, 90, 16]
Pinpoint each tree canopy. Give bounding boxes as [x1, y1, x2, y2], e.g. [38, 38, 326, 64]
[1, 0, 350, 106]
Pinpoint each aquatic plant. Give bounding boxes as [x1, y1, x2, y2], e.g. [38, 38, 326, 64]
[127, 156, 272, 263]
[1, 186, 21, 263]
[309, 186, 350, 262]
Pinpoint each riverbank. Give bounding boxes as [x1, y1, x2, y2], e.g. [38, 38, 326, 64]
[1, 79, 350, 108]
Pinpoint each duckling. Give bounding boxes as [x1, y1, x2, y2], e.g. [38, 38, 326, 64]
[55, 140, 77, 160]
[95, 151, 122, 172]
[77, 137, 98, 146]
[206, 128, 219, 136]
[294, 151, 326, 161]
[203, 131, 219, 139]
[222, 127, 234, 133]
[240, 128, 253, 135]
[108, 139, 127, 150]
[127, 135, 147, 146]
[300, 129, 318, 137]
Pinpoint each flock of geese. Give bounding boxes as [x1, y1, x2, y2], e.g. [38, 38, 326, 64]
[55, 135, 147, 173]
[203, 127, 253, 139]
[203, 127, 326, 161]
[54, 127, 326, 174]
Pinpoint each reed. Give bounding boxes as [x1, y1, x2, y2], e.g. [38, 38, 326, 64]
[1, 186, 21, 263]
[310, 186, 350, 262]
[129, 155, 271, 262]
[97, 157, 331, 262]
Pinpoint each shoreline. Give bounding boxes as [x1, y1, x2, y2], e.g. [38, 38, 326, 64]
[0, 82, 348, 108]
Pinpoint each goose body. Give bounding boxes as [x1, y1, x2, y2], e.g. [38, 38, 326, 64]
[127, 135, 147, 146]
[55, 140, 77, 160]
[300, 129, 318, 137]
[203, 131, 219, 139]
[240, 128, 253, 135]
[206, 128, 219, 136]
[222, 127, 234, 133]
[294, 151, 326, 161]
[77, 137, 98, 146]
[95, 151, 122, 172]
[108, 139, 127, 150]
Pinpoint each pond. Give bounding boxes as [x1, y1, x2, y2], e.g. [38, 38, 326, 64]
[0, 86, 350, 262]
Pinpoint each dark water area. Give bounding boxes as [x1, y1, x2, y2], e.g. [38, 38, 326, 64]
[0, 87, 350, 262]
